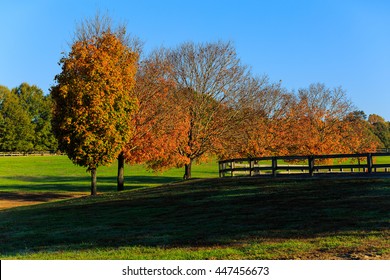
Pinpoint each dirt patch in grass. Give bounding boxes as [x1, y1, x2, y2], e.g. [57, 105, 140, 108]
[0, 191, 85, 210]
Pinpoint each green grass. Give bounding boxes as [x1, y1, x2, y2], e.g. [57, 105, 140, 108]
[1, 155, 390, 259]
[0, 155, 219, 193]
[1, 174, 390, 259]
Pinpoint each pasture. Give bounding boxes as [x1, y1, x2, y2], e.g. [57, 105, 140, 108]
[0, 155, 218, 209]
[1, 155, 390, 260]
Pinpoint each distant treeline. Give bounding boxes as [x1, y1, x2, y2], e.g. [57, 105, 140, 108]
[0, 83, 57, 152]
[368, 115, 390, 149]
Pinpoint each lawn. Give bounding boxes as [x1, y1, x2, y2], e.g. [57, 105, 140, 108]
[0, 155, 218, 209]
[1, 161, 390, 259]
[0, 155, 219, 192]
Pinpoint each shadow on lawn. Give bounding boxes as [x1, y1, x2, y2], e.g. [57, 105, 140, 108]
[1, 177, 390, 256]
[0, 191, 76, 202]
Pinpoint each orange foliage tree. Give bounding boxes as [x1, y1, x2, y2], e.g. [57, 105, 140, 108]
[221, 77, 294, 158]
[288, 83, 354, 156]
[147, 41, 251, 179]
[221, 82, 380, 161]
[117, 51, 184, 190]
[51, 31, 138, 195]
[169, 88, 232, 179]
[341, 111, 380, 153]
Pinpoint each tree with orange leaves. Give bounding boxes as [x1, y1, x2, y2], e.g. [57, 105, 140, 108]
[223, 82, 379, 160]
[51, 31, 138, 195]
[341, 111, 380, 153]
[289, 83, 354, 155]
[148, 41, 251, 179]
[221, 77, 293, 159]
[116, 50, 184, 190]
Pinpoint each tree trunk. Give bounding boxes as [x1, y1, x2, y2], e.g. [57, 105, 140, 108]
[183, 159, 193, 180]
[117, 151, 125, 191]
[91, 168, 97, 195]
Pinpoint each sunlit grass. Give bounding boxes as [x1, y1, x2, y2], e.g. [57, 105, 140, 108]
[0, 155, 219, 194]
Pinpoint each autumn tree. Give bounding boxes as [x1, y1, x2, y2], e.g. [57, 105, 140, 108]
[71, 12, 144, 191]
[368, 114, 386, 125]
[225, 82, 380, 159]
[341, 111, 380, 153]
[118, 50, 181, 190]
[221, 77, 294, 158]
[149, 41, 251, 179]
[72, 12, 143, 54]
[289, 83, 355, 155]
[51, 30, 138, 195]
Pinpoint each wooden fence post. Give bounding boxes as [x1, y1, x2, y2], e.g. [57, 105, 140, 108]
[272, 157, 277, 177]
[249, 159, 254, 176]
[308, 156, 314, 176]
[367, 153, 373, 174]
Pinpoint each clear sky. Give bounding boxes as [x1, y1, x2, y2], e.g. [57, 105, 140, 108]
[1, 0, 389, 120]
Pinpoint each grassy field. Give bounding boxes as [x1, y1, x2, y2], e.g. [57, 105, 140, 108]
[0, 155, 218, 209]
[0, 155, 218, 192]
[1, 156, 390, 259]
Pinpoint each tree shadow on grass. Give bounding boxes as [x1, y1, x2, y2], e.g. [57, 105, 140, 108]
[1, 177, 390, 257]
[0, 191, 77, 202]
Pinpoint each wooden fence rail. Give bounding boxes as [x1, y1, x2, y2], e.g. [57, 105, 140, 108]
[377, 148, 390, 153]
[0, 151, 59, 156]
[219, 153, 390, 177]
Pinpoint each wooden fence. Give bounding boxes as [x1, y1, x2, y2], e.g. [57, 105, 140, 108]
[219, 153, 390, 177]
[0, 151, 59, 156]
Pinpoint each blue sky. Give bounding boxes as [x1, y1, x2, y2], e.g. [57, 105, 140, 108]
[1, 0, 389, 120]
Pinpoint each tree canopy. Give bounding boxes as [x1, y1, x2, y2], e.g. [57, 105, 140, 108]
[51, 30, 138, 195]
[144, 41, 252, 179]
[0, 83, 56, 152]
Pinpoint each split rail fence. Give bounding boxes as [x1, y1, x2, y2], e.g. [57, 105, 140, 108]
[219, 153, 390, 177]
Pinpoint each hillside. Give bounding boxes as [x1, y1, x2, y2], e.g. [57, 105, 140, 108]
[1, 177, 390, 259]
